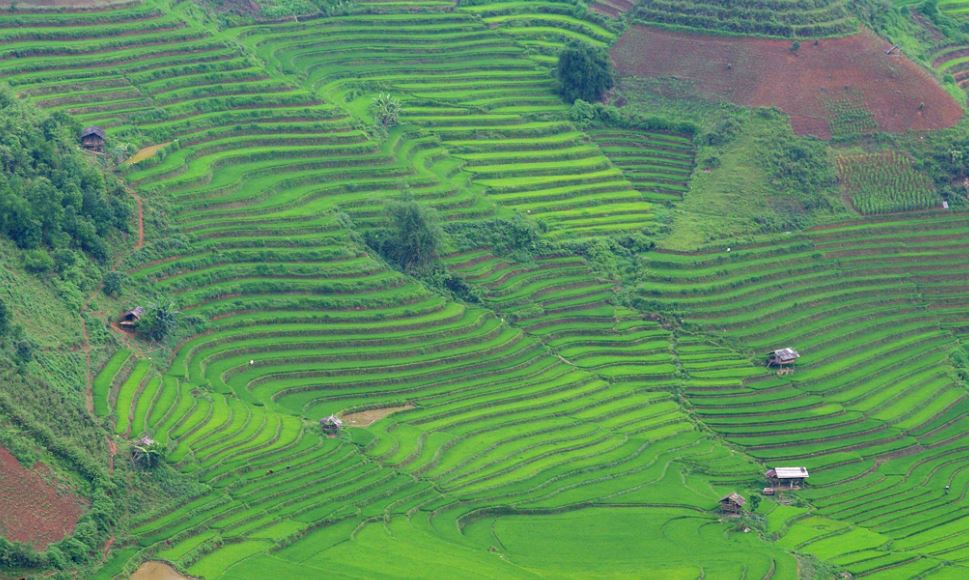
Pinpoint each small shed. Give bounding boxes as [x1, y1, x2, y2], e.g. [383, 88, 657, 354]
[81, 126, 106, 153]
[767, 348, 800, 373]
[320, 415, 343, 434]
[766, 466, 809, 488]
[119, 306, 145, 328]
[763, 487, 775, 496]
[719, 492, 746, 514]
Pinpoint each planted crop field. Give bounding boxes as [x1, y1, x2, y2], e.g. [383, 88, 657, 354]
[631, 0, 856, 37]
[836, 151, 940, 214]
[612, 26, 963, 139]
[238, 9, 657, 239]
[4, 0, 969, 578]
[587, 128, 696, 203]
[932, 44, 969, 94]
[637, 213, 969, 575]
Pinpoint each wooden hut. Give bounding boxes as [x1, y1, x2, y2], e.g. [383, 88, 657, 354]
[119, 306, 145, 329]
[767, 348, 800, 374]
[320, 415, 343, 434]
[766, 466, 809, 488]
[719, 492, 746, 514]
[81, 126, 105, 153]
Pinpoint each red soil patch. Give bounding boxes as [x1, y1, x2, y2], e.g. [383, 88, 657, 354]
[611, 26, 963, 139]
[591, 0, 635, 18]
[0, 446, 85, 549]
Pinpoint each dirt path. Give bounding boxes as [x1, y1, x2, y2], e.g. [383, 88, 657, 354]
[131, 561, 189, 580]
[107, 437, 117, 474]
[81, 316, 94, 414]
[132, 190, 145, 251]
[102, 535, 115, 560]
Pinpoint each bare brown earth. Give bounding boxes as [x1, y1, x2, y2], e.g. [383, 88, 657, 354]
[611, 26, 963, 139]
[0, 446, 85, 549]
[342, 405, 415, 427]
[131, 561, 190, 580]
[590, 0, 635, 18]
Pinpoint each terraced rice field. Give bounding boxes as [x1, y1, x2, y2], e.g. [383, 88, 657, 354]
[238, 8, 657, 238]
[933, 44, 969, 94]
[0, 0, 801, 576]
[631, 0, 857, 37]
[639, 213, 969, 576]
[587, 128, 696, 204]
[940, 0, 969, 17]
[6, 0, 969, 577]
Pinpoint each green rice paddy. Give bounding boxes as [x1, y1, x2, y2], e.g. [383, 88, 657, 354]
[3, 0, 969, 577]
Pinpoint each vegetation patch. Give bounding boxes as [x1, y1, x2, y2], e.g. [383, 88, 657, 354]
[836, 151, 940, 214]
[631, 0, 856, 37]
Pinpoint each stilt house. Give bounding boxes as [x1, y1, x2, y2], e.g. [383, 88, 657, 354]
[320, 415, 343, 434]
[767, 348, 800, 372]
[81, 126, 105, 153]
[766, 466, 809, 488]
[719, 492, 746, 514]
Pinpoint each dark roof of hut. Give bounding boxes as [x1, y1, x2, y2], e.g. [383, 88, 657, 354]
[81, 126, 106, 139]
[721, 492, 746, 506]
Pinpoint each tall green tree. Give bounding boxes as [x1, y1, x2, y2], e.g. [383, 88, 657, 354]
[556, 42, 614, 104]
[366, 197, 443, 275]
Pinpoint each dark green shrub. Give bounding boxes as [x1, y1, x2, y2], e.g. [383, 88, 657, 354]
[23, 249, 54, 273]
[365, 197, 443, 275]
[102, 271, 125, 297]
[136, 302, 179, 342]
[556, 42, 613, 103]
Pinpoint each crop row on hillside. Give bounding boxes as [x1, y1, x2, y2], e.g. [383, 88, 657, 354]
[836, 151, 940, 214]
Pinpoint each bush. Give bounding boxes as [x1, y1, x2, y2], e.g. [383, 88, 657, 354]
[102, 271, 125, 297]
[0, 299, 8, 337]
[22, 249, 54, 274]
[370, 93, 401, 128]
[556, 42, 614, 103]
[365, 197, 443, 275]
[136, 302, 179, 342]
[0, 86, 131, 262]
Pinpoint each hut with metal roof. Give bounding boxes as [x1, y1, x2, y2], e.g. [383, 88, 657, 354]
[719, 492, 746, 514]
[767, 348, 800, 373]
[320, 415, 343, 434]
[766, 466, 809, 488]
[81, 126, 105, 153]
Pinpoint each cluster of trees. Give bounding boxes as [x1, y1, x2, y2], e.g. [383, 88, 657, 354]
[556, 42, 614, 104]
[365, 197, 442, 276]
[0, 87, 131, 264]
[0, 298, 34, 367]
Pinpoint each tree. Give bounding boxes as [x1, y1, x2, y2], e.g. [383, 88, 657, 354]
[366, 197, 443, 275]
[370, 93, 401, 128]
[136, 302, 179, 342]
[102, 271, 125, 297]
[556, 42, 614, 104]
[130, 437, 165, 469]
[0, 298, 8, 337]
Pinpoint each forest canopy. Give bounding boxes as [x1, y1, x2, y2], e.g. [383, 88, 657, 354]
[0, 87, 131, 262]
